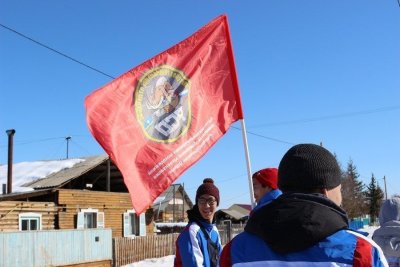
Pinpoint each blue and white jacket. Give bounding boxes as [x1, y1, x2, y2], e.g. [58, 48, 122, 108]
[251, 188, 282, 214]
[220, 193, 388, 267]
[175, 206, 222, 267]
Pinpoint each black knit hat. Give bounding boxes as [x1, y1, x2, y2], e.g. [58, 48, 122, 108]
[196, 178, 220, 205]
[278, 144, 341, 192]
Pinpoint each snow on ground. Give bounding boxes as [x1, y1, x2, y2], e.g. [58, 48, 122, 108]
[123, 226, 380, 267]
[360, 225, 379, 237]
[122, 255, 175, 267]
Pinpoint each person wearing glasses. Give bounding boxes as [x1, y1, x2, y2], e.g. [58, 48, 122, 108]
[174, 178, 222, 267]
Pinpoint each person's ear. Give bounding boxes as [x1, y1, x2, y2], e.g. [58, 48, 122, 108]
[320, 188, 328, 196]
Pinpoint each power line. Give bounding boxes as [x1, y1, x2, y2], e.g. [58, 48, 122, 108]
[70, 139, 96, 156]
[3, 100, 395, 151]
[0, 23, 115, 80]
[0, 136, 66, 147]
[248, 105, 400, 129]
[1, 23, 398, 151]
[232, 126, 295, 145]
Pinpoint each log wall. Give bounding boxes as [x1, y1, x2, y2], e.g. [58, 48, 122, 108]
[57, 189, 154, 237]
[0, 201, 57, 231]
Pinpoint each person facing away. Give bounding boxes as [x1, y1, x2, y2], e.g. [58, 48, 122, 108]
[220, 143, 389, 267]
[251, 167, 282, 214]
[175, 178, 222, 267]
[373, 196, 400, 267]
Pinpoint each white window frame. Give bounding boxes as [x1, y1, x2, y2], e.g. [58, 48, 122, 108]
[19, 212, 42, 231]
[123, 209, 146, 237]
[77, 208, 105, 229]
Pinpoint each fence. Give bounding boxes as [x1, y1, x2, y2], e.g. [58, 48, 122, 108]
[349, 220, 363, 230]
[113, 222, 245, 266]
[217, 223, 245, 245]
[0, 228, 112, 267]
[113, 233, 179, 267]
[0, 222, 243, 267]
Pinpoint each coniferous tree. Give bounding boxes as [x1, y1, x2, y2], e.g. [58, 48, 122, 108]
[341, 159, 366, 219]
[365, 174, 384, 224]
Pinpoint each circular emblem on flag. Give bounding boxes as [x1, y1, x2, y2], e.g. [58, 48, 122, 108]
[134, 65, 191, 142]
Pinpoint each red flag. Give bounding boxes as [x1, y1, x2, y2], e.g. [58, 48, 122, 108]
[85, 15, 243, 214]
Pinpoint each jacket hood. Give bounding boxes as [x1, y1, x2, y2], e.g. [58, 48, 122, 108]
[379, 197, 400, 225]
[245, 193, 348, 254]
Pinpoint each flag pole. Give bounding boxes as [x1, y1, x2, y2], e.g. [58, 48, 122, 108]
[240, 119, 255, 208]
[223, 15, 255, 208]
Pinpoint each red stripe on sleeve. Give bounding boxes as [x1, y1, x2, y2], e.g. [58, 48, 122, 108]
[353, 236, 373, 267]
[220, 240, 233, 267]
[174, 240, 182, 267]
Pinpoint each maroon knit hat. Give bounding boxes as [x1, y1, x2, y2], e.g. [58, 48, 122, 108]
[252, 168, 278, 190]
[196, 178, 220, 205]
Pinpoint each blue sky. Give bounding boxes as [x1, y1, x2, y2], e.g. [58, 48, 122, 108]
[1, 1, 399, 209]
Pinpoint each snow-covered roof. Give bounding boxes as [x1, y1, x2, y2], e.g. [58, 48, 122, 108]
[0, 158, 83, 193]
[25, 155, 107, 189]
[0, 155, 112, 194]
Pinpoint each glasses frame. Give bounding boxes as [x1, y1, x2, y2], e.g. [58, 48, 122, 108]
[198, 197, 217, 206]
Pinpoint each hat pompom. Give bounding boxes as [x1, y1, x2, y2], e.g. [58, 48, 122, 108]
[203, 178, 214, 184]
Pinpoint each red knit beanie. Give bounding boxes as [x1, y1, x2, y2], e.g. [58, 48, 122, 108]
[252, 168, 278, 190]
[196, 178, 220, 205]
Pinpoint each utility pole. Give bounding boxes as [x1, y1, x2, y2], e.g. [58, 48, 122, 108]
[182, 183, 185, 222]
[6, 129, 16, 194]
[383, 175, 388, 200]
[173, 184, 176, 222]
[66, 136, 71, 159]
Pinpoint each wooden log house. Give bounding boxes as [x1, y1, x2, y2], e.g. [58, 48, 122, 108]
[0, 155, 156, 237]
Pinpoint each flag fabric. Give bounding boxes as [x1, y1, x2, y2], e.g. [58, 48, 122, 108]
[85, 15, 243, 215]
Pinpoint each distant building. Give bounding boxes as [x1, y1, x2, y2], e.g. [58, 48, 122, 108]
[216, 204, 251, 224]
[152, 183, 193, 223]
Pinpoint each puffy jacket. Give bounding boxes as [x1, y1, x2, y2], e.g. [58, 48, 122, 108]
[373, 197, 400, 267]
[220, 193, 388, 267]
[175, 206, 222, 267]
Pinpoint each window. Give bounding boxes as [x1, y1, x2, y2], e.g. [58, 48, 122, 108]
[77, 208, 104, 229]
[84, 211, 97, 228]
[19, 213, 42, 231]
[123, 210, 146, 237]
[129, 212, 140, 236]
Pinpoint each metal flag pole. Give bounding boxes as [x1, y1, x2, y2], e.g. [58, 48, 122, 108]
[240, 119, 255, 208]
